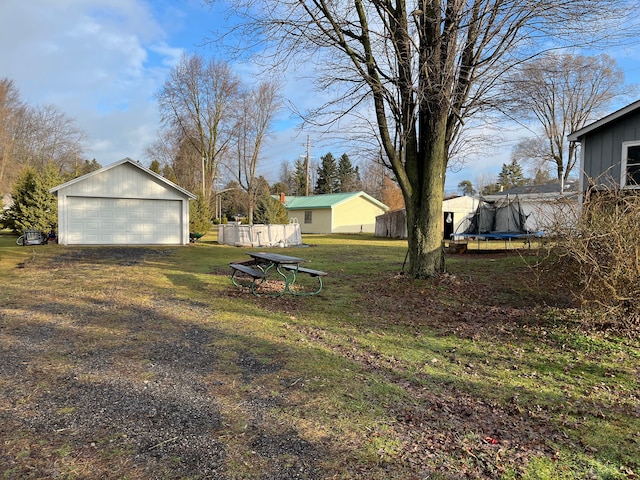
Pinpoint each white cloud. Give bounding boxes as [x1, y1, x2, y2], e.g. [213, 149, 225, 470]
[0, 0, 311, 172]
[3, 0, 638, 188]
[0, 0, 176, 165]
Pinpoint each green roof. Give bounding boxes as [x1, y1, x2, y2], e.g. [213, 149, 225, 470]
[283, 192, 388, 211]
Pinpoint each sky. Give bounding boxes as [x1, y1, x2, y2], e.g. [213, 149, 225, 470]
[2, 0, 640, 194]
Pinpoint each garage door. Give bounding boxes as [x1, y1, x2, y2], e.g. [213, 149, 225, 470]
[66, 197, 182, 245]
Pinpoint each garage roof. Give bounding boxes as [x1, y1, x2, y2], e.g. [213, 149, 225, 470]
[50, 157, 196, 199]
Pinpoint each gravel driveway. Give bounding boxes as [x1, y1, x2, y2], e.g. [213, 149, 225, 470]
[0, 248, 322, 479]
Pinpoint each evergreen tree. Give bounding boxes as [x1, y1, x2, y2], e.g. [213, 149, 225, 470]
[189, 192, 212, 234]
[293, 158, 307, 196]
[458, 180, 476, 196]
[2, 162, 62, 233]
[161, 164, 179, 184]
[337, 153, 361, 192]
[78, 159, 101, 177]
[219, 180, 247, 220]
[254, 196, 289, 224]
[66, 158, 101, 180]
[270, 181, 289, 195]
[149, 159, 162, 174]
[482, 183, 501, 195]
[497, 159, 527, 190]
[315, 152, 339, 194]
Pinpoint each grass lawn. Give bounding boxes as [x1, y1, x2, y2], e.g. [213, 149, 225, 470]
[0, 231, 637, 479]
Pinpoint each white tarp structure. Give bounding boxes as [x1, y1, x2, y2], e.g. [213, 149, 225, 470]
[218, 223, 302, 247]
[462, 195, 530, 236]
[457, 192, 580, 239]
[477, 190, 580, 236]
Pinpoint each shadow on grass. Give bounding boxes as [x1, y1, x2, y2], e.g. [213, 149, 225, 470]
[0, 241, 636, 478]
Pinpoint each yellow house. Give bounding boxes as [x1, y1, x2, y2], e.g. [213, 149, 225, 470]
[283, 192, 389, 234]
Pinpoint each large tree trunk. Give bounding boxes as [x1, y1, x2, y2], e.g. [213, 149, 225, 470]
[405, 184, 445, 278]
[403, 115, 448, 278]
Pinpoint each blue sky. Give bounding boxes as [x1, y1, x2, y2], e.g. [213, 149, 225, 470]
[2, 0, 640, 193]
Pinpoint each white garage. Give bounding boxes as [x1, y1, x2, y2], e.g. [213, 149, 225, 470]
[51, 158, 196, 245]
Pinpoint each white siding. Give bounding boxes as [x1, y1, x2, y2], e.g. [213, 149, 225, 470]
[58, 162, 186, 200]
[443, 196, 479, 237]
[53, 159, 194, 245]
[65, 197, 182, 245]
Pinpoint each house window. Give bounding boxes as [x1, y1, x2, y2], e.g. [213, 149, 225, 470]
[304, 210, 312, 223]
[621, 141, 640, 188]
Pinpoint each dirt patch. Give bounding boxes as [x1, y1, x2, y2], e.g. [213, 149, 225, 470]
[47, 247, 175, 266]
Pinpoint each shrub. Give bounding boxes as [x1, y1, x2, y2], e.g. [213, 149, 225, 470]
[189, 192, 212, 234]
[1, 163, 61, 234]
[254, 195, 288, 224]
[546, 187, 640, 336]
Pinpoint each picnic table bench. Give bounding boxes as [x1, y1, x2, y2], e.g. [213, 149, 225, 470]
[230, 252, 327, 296]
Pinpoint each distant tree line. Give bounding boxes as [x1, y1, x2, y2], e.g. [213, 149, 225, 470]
[143, 51, 404, 228]
[455, 51, 630, 198]
[0, 77, 100, 233]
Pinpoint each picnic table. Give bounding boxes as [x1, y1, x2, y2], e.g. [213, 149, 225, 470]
[230, 252, 327, 296]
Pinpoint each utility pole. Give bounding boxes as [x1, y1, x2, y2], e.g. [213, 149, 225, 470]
[299, 135, 314, 196]
[305, 135, 311, 196]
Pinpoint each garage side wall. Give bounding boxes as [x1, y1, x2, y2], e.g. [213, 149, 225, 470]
[287, 209, 332, 234]
[332, 198, 385, 233]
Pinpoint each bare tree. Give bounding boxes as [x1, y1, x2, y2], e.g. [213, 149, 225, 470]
[277, 159, 296, 194]
[474, 173, 497, 196]
[145, 132, 182, 181]
[510, 137, 552, 178]
[156, 53, 241, 205]
[504, 53, 632, 189]
[359, 154, 386, 201]
[208, 0, 638, 277]
[18, 104, 85, 173]
[233, 80, 281, 224]
[1, 79, 85, 188]
[0, 78, 26, 193]
[145, 129, 204, 194]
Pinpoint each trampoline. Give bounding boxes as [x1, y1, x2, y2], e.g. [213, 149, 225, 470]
[450, 195, 544, 249]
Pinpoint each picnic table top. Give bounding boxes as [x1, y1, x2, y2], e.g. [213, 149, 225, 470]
[248, 252, 307, 265]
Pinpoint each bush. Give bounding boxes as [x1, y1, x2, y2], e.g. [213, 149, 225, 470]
[189, 192, 212, 235]
[546, 187, 640, 336]
[254, 195, 288, 224]
[1, 163, 61, 234]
